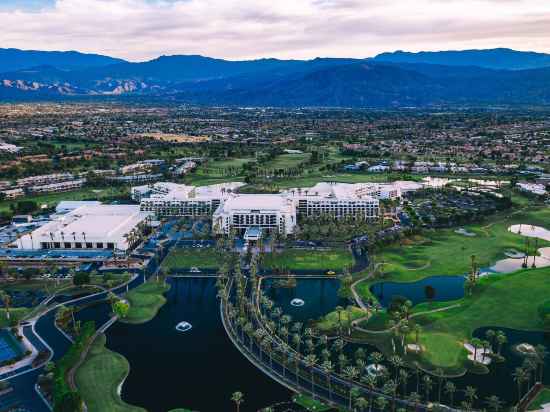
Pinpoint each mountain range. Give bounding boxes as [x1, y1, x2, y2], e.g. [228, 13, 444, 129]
[2, 47, 550, 107]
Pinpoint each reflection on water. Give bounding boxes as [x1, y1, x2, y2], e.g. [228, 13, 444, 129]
[263, 278, 347, 322]
[370, 275, 465, 307]
[106, 278, 291, 412]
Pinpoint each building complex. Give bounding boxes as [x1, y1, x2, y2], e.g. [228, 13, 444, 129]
[132, 181, 422, 235]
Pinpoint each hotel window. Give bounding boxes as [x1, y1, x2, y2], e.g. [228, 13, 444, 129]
[64, 242, 72, 249]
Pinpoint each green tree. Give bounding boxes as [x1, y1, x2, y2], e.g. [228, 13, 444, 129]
[231, 391, 244, 412]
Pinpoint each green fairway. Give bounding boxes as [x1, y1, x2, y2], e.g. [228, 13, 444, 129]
[266, 153, 310, 169]
[0, 185, 130, 214]
[76, 334, 145, 412]
[528, 388, 550, 411]
[415, 332, 468, 369]
[364, 207, 550, 284]
[162, 248, 222, 270]
[411, 267, 550, 372]
[122, 281, 170, 324]
[262, 248, 353, 271]
[316, 306, 365, 333]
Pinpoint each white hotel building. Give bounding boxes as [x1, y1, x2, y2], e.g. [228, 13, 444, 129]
[132, 181, 422, 236]
[16, 204, 152, 251]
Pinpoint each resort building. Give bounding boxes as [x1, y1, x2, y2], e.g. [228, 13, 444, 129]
[28, 179, 86, 194]
[212, 194, 296, 235]
[15, 204, 152, 251]
[134, 181, 245, 217]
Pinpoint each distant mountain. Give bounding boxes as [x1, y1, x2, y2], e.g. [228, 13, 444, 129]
[373, 48, 550, 70]
[0, 48, 126, 72]
[2, 49, 550, 107]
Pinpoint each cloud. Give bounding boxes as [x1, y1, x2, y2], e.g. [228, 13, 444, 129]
[0, 0, 549, 61]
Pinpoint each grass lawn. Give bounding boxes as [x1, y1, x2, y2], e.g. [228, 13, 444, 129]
[414, 332, 468, 369]
[266, 153, 311, 169]
[76, 334, 145, 412]
[410, 267, 550, 373]
[528, 388, 550, 410]
[293, 394, 332, 412]
[380, 207, 550, 283]
[0, 307, 31, 328]
[162, 248, 222, 270]
[122, 281, 170, 324]
[0, 185, 130, 214]
[262, 249, 353, 271]
[316, 306, 365, 333]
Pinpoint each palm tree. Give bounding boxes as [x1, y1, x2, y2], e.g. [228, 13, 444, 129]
[343, 366, 360, 409]
[464, 386, 477, 407]
[355, 396, 369, 412]
[304, 354, 318, 399]
[382, 380, 398, 412]
[485, 395, 503, 412]
[496, 331, 507, 356]
[435, 368, 445, 403]
[422, 375, 432, 402]
[321, 360, 334, 401]
[535, 344, 548, 382]
[444, 381, 456, 407]
[231, 391, 244, 412]
[0, 290, 11, 320]
[361, 374, 378, 412]
[389, 355, 404, 381]
[407, 392, 421, 412]
[375, 396, 388, 412]
[398, 369, 409, 398]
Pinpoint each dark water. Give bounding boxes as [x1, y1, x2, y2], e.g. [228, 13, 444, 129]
[106, 278, 291, 412]
[263, 278, 347, 322]
[370, 275, 465, 307]
[452, 326, 550, 407]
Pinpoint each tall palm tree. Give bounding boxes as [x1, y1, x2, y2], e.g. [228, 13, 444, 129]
[304, 354, 318, 399]
[343, 366, 360, 409]
[444, 381, 456, 407]
[361, 374, 378, 412]
[464, 386, 477, 408]
[321, 360, 334, 401]
[0, 290, 11, 320]
[375, 396, 388, 412]
[496, 331, 507, 356]
[355, 396, 369, 412]
[485, 395, 503, 412]
[535, 344, 548, 382]
[407, 392, 421, 412]
[435, 368, 445, 403]
[422, 375, 433, 402]
[231, 391, 244, 412]
[398, 369, 409, 398]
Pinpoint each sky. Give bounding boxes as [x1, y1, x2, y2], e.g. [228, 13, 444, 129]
[1, 0, 550, 62]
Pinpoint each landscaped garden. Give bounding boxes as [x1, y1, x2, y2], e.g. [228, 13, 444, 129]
[262, 248, 354, 271]
[161, 248, 222, 271]
[76, 334, 145, 412]
[122, 281, 170, 324]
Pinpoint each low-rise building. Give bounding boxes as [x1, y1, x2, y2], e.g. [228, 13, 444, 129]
[16, 204, 152, 251]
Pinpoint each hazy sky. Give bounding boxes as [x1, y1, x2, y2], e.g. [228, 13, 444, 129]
[1, 0, 550, 61]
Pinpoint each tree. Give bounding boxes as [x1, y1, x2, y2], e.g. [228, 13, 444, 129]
[444, 381, 456, 407]
[0, 290, 11, 320]
[464, 386, 477, 407]
[73, 271, 90, 286]
[321, 360, 334, 401]
[485, 395, 503, 412]
[422, 375, 433, 402]
[375, 396, 388, 412]
[343, 366, 360, 409]
[112, 300, 130, 319]
[231, 391, 244, 412]
[304, 354, 319, 399]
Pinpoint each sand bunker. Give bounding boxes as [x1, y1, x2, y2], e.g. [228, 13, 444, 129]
[509, 224, 550, 242]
